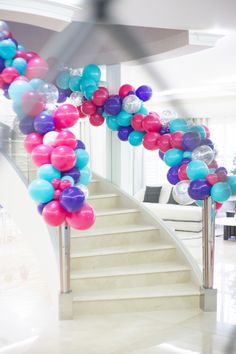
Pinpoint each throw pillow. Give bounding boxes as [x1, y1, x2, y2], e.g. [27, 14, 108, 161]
[167, 189, 179, 205]
[143, 186, 162, 203]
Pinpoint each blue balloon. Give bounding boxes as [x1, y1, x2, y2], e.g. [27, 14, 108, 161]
[186, 160, 209, 180]
[56, 71, 70, 89]
[106, 116, 120, 131]
[12, 57, 27, 75]
[211, 182, 231, 202]
[170, 119, 188, 133]
[164, 148, 183, 167]
[34, 111, 55, 134]
[0, 39, 16, 59]
[61, 175, 75, 186]
[28, 179, 54, 203]
[227, 175, 236, 195]
[78, 167, 92, 185]
[29, 78, 45, 90]
[128, 131, 145, 146]
[60, 187, 85, 212]
[38, 164, 61, 182]
[8, 80, 32, 102]
[83, 64, 101, 82]
[75, 149, 89, 169]
[191, 125, 206, 139]
[69, 75, 81, 92]
[116, 110, 132, 127]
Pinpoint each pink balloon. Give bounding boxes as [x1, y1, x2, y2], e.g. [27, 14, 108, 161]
[66, 203, 95, 230]
[24, 132, 43, 153]
[25, 57, 48, 79]
[206, 173, 218, 185]
[51, 146, 76, 171]
[158, 134, 171, 152]
[31, 144, 52, 167]
[89, 112, 105, 126]
[178, 164, 189, 180]
[15, 50, 28, 60]
[22, 91, 45, 116]
[202, 124, 210, 138]
[119, 84, 135, 98]
[54, 131, 77, 149]
[25, 51, 39, 62]
[60, 179, 72, 190]
[170, 132, 184, 150]
[42, 201, 67, 227]
[14, 75, 29, 82]
[51, 178, 61, 189]
[54, 189, 61, 200]
[142, 132, 160, 150]
[131, 114, 145, 132]
[142, 114, 161, 132]
[1, 67, 19, 84]
[53, 104, 79, 129]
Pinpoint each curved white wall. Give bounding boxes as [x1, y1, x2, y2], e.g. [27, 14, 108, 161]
[0, 153, 60, 302]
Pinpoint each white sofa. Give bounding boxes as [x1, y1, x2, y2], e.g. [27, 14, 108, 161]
[135, 184, 202, 233]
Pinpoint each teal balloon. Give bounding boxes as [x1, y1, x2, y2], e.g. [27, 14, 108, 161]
[38, 164, 61, 182]
[116, 110, 132, 127]
[8, 80, 32, 102]
[183, 151, 192, 159]
[83, 64, 101, 82]
[164, 148, 183, 167]
[227, 175, 236, 195]
[190, 125, 206, 139]
[78, 167, 92, 185]
[186, 160, 209, 180]
[69, 75, 81, 92]
[28, 179, 54, 203]
[128, 131, 145, 146]
[0, 39, 17, 59]
[170, 119, 188, 133]
[195, 200, 203, 207]
[12, 101, 25, 119]
[81, 78, 97, 91]
[12, 58, 27, 75]
[75, 149, 89, 169]
[211, 182, 231, 202]
[209, 168, 216, 173]
[30, 78, 45, 90]
[84, 85, 97, 99]
[56, 71, 70, 89]
[61, 175, 74, 186]
[18, 44, 25, 51]
[4, 59, 12, 67]
[137, 106, 148, 115]
[106, 116, 120, 131]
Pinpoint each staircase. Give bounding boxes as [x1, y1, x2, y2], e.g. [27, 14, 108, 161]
[70, 175, 201, 317]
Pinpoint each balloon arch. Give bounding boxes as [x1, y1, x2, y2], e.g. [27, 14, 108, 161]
[0, 20, 236, 231]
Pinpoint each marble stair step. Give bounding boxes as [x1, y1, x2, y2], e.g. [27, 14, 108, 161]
[87, 193, 123, 209]
[70, 262, 191, 292]
[71, 224, 157, 237]
[90, 208, 142, 228]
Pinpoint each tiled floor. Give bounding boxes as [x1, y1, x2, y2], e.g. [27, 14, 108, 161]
[0, 211, 236, 354]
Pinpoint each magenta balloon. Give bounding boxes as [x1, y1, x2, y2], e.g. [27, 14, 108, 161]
[51, 145, 76, 171]
[66, 203, 95, 230]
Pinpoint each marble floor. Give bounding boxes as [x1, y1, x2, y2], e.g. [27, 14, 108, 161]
[0, 210, 236, 354]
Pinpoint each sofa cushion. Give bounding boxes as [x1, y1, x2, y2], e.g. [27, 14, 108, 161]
[167, 189, 179, 205]
[142, 203, 202, 222]
[143, 186, 162, 203]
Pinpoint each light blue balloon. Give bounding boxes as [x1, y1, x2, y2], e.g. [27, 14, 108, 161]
[69, 75, 81, 92]
[164, 148, 183, 167]
[61, 176, 74, 186]
[190, 125, 206, 139]
[17, 44, 25, 51]
[12, 57, 27, 75]
[227, 175, 236, 195]
[0, 39, 17, 59]
[116, 110, 132, 127]
[28, 179, 54, 204]
[209, 168, 216, 173]
[8, 80, 32, 102]
[38, 164, 61, 182]
[12, 101, 25, 119]
[30, 79, 45, 90]
[84, 85, 97, 99]
[170, 119, 188, 133]
[75, 149, 89, 169]
[78, 167, 92, 185]
[183, 151, 192, 159]
[186, 160, 209, 180]
[83, 64, 101, 82]
[106, 116, 120, 131]
[211, 182, 231, 202]
[4, 59, 12, 67]
[56, 71, 70, 89]
[128, 131, 145, 146]
[81, 78, 97, 92]
[137, 106, 148, 115]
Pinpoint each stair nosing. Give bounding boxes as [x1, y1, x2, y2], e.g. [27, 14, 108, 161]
[95, 208, 139, 216]
[88, 193, 119, 200]
[71, 225, 158, 238]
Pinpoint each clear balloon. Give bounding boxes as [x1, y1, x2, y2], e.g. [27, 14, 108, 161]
[172, 180, 194, 205]
[122, 94, 141, 114]
[43, 131, 59, 146]
[70, 91, 83, 106]
[192, 145, 214, 165]
[38, 83, 59, 110]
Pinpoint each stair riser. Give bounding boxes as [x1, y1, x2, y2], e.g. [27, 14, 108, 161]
[73, 295, 200, 316]
[71, 248, 176, 271]
[92, 212, 141, 228]
[88, 181, 114, 195]
[71, 270, 191, 292]
[88, 196, 121, 210]
[71, 230, 161, 252]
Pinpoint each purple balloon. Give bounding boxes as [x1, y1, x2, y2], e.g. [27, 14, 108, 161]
[3, 84, 10, 99]
[37, 203, 47, 215]
[167, 165, 180, 185]
[104, 96, 122, 116]
[57, 88, 71, 103]
[200, 138, 214, 150]
[182, 132, 201, 151]
[76, 139, 85, 150]
[159, 150, 164, 160]
[10, 38, 18, 47]
[61, 167, 80, 183]
[159, 126, 170, 135]
[135, 85, 152, 102]
[216, 167, 228, 174]
[188, 179, 211, 200]
[0, 57, 4, 73]
[96, 106, 104, 114]
[19, 117, 35, 135]
[60, 187, 85, 212]
[117, 126, 133, 141]
[34, 112, 55, 134]
[180, 157, 191, 165]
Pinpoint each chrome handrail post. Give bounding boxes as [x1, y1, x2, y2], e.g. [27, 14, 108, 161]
[59, 223, 71, 294]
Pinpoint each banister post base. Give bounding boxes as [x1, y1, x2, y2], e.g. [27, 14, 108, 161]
[59, 292, 73, 320]
[200, 287, 217, 312]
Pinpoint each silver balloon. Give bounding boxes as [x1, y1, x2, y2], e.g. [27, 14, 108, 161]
[122, 94, 141, 114]
[76, 184, 89, 199]
[172, 180, 194, 205]
[38, 83, 59, 104]
[70, 68, 82, 76]
[0, 21, 9, 33]
[192, 145, 214, 165]
[70, 91, 83, 106]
